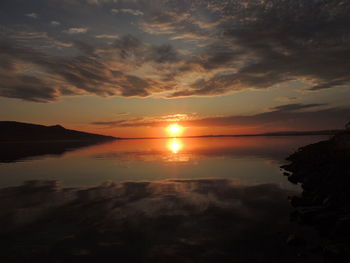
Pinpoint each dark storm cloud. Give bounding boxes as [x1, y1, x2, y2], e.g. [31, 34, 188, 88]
[91, 103, 350, 131]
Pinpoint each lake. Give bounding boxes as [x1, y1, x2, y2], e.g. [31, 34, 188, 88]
[0, 136, 326, 262]
[0, 136, 327, 188]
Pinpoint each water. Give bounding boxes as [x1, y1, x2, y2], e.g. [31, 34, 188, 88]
[0, 136, 326, 188]
[0, 136, 326, 262]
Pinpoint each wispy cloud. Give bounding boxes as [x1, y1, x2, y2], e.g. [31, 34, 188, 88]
[111, 8, 143, 16]
[51, 21, 61, 26]
[0, 38, 174, 102]
[0, 27, 72, 49]
[276, 97, 298, 102]
[91, 113, 193, 127]
[95, 34, 119, 39]
[64, 27, 88, 34]
[25, 13, 38, 19]
[91, 104, 350, 132]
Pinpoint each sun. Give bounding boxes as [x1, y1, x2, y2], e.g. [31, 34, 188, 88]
[167, 123, 183, 137]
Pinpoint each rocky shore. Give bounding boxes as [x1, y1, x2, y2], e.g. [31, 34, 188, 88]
[282, 130, 350, 261]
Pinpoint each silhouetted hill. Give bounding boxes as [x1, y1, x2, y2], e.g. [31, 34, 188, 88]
[0, 121, 116, 142]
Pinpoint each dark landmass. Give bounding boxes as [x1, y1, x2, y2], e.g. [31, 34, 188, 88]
[0, 179, 317, 263]
[0, 121, 117, 162]
[0, 121, 116, 142]
[281, 130, 350, 261]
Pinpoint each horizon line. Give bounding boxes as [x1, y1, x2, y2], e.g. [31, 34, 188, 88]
[115, 129, 342, 140]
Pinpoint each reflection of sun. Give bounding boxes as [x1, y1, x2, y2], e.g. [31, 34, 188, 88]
[167, 124, 183, 137]
[167, 139, 183, 154]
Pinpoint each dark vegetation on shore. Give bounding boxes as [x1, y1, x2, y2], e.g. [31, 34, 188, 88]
[282, 126, 350, 261]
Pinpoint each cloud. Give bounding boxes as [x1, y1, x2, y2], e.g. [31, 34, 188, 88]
[170, 33, 209, 41]
[26, 13, 38, 19]
[269, 103, 326, 112]
[95, 34, 119, 39]
[177, 0, 350, 96]
[0, 39, 173, 102]
[114, 112, 129, 116]
[51, 21, 61, 26]
[136, 0, 350, 97]
[85, 0, 117, 4]
[64, 27, 88, 34]
[91, 104, 350, 131]
[1, 0, 350, 102]
[111, 8, 143, 16]
[149, 44, 179, 63]
[139, 8, 210, 41]
[0, 74, 58, 102]
[91, 113, 193, 127]
[183, 107, 350, 131]
[276, 97, 298, 102]
[0, 27, 72, 49]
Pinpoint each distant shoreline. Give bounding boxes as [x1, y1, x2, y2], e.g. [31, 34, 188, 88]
[119, 130, 341, 140]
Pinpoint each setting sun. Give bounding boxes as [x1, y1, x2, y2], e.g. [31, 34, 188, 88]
[167, 124, 183, 137]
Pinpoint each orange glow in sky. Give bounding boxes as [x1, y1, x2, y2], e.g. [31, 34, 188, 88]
[166, 123, 183, 137]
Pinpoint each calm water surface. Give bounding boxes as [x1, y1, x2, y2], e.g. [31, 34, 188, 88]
[0, 136, 327, 188]
[0, 136, 326, 262]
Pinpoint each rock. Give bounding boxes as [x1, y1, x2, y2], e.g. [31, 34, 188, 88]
[288, 175, 299, 184]
[286, 234, 306, 247]
[282, 130, 350, 261]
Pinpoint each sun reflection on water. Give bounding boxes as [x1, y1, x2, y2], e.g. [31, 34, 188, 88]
[167, 138, 183, 154]
[164, 138, 190, 162]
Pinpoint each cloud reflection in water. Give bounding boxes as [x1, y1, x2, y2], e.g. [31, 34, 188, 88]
[0, 178, 309, 263]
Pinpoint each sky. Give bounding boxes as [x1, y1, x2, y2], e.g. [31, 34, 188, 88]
[0, 0, 349, 137]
